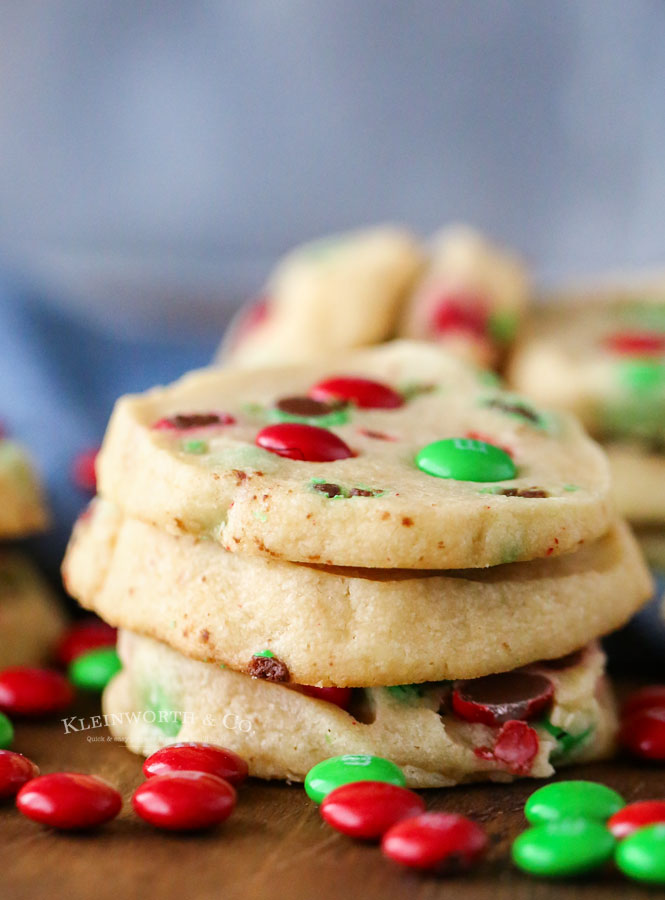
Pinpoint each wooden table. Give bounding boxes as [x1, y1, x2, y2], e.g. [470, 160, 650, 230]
[2, 694, 665, 900]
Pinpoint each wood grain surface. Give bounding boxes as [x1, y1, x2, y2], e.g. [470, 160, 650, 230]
[2, 691, 665, 900]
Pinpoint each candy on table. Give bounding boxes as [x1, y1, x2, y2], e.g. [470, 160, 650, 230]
[132, 771, 236, 831]
[619, 685, 665, 761]
[68, 647, 122, 691]
[320, 782, 425, 841]
[0, 712, 14, 749]
[55, 620, 117, 666]
[512, 819, 616, 878]
[616, 824, 665, 884]
[304, 755, 406, 804]
[608, 801, 665, 839]
[524, 781, 625, 825]
[16, 773, 122, 829]
[143, 743, 249, 786]
[382, 812, 488, 873]
[0, 667, 74, 717]
[0, 751, 39, 798]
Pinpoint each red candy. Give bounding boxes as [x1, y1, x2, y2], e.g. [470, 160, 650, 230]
[321, 782, 425, 841]
[608, 801, 665, 839]
[604, 331, 665, 356]
[152, 412, 236, 431]
[309, 376, 404, 409]
[621, 685, 665, 719]
[232, 296, 270, 347]
[0, 667, 74, 716]
[71, 447, 99, 492]
[430, 293, 488, 338]
[0, 751, 40, 799]
[16, 773, 121, 829]
[255, 423, 354, 462]
[132, 771, 236, 831]
[452, 672, 554, 726]
[143, 743, 248, 786]
[55, 620, 117, 666]
[298, 685, 352, 710]
[620, 707, 665, 760]
[382, 812, 488, 872]
[475, 720, 539, 775]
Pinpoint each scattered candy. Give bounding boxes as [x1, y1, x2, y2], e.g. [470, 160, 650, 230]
[320, 781, 424, 841]
[255, 423, 354, 462]
[152, 412, 235, 430]
[608, 801, 665, 839]
[309, 376, 404, 409]
[615, 824, 665, 884]
[0, 667, 74, 717]
[298, 685, 352, 710]
[16, 773, 122, 829]
[0, 712, 13, 749]
[452, 672, 553, 725]
[68, 647, 122, 692]
[475, 720, 539, 775]
[524, 780, 625, 825]
[143, 743, 248, 786]
[0, 751, 39, 798]
[132, 771, 236, 831]
[430, 293, 488, 338]
[621, 684, 665, 719]
[620, 707, 665, 760]
[304, 755, 406, 804]
[272, 396, 349, 426]
[604, 332, 665, 356]
[55, 620, 117, 666]
[71, 447, 99, 492]
[382, 812, 488, 873]
[415, 438, 516, 482]
[512, 819, 615, 878]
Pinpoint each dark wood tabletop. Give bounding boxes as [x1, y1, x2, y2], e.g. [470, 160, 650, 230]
[2, 691, 665, 900]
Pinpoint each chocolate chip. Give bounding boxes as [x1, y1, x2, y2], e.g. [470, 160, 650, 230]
[498, 487, 549, 499]
[452, 672, 554, 725]
[248, 655, 290, 682]
[313, 482, 343, 498]
[276, 396, 341, 417]
[349, 488, 375, 497]
[486, 398, 540, 424]
[170, 413, 227, 429]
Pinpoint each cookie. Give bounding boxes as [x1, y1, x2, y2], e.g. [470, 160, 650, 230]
[97, 341, 613, 569]
[0, 439, 49, 538]
[105, 631, 616, 788]
[0, 552, 65, 666]
[399, 226, 530, 369]
[62, 500, 650, 686]
[220, 227, 424, 368]
[508, 288, 665, 447]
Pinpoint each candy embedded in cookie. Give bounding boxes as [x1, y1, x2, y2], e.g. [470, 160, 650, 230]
[97, 341, 613, 568]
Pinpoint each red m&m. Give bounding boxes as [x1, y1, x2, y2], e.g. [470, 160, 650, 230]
[620, 707, 665, 760]
[71, 447, 99, 492]
[0, 751, 39, 799]
[0, 667, 74, 717]
[382, 812, 488, 872]
[255, 423, 353, 462]
[143, 743, 248, 786]
[132, 771, 236, 831]
[16, 773, 121, 829]
[56, 620, 117, 666]
[298, 685, 352, 710]
[430, 293, 488, 338]
[309, 376, 404, 409]
[320, 782, 425, 840]
[621, 685, 665, 719]
[452, 672, 554, 726]
[608, 801, 665, 839]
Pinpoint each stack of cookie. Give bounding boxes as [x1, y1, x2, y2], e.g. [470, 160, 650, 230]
[63, 341, 651, 787]
[0, 434, 64, 665]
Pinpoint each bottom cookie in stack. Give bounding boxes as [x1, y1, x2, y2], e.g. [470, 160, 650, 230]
[63, 500, 652, 787]
[107, 631, 615, 788]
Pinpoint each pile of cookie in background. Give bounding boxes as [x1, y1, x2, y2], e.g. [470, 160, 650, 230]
[0, 431, 64, 667]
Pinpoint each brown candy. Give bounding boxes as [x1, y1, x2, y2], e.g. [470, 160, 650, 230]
[276, 397, 341, 417]
[247, 655, 290, 683]
[451, 672, 554, 726]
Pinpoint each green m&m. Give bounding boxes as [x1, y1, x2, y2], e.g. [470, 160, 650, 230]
[512, 819, 615, 878]
[69, 647, 122, 692]
[616, 824, 665, 884]
[525, 780, 625, 825]
[304, 754, 406, 803]
[0, 712, 13, 749]
[416, 438, 516, 482]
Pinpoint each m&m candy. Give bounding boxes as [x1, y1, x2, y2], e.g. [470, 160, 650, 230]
[382, 812, 488, 872]
[0, 751, 39, 798]
[0, 712, 13, 749]
[616, 824, 665, 884]
[55, 620, 117, 666]
[608, 801, 665, 839]
[416, 438, 516, 482]
[16, 773, 122, 829]
[0, 667, 74, 717]
[620, 707, 665, 760]
[452, 672, 553, 725]
[143, 743, 248, 786]
[132, 771, 236, 831]
[68, 647, 122, 692]
[320, 782, 424, 840]
[524, 780, 625, 825]
[304, 755, 406, 804]
[309, 376, 403, 409]
[255, 424, 354, 462]
[512, 819, 615, 878]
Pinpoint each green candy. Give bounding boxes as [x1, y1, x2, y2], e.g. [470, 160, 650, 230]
[0, 712, 14, 749]
[253, 649, 275, 659]
[144, 684, 182, 738]
[416, 438, 516, 482]
[539, 720, 592, 762]
[268, 407, 349, 428]
[618, 359, 665, 393]
[304, 754, 406, 803]
[512, 819, 615, 878]
[69, 647, 122, 692]
[525, 780, 624, 825]
[616, 824, 665, 884]
[488, 310, 518, 343]
[182, 439, 208, 454]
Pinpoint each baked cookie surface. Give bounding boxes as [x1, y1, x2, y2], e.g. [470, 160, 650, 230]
[97, 341, 613, 569]
[106, 631, 617, 788]
[63, 501, 650, 686]
[0, 439, 49, 538]
[0, 552, 65, 666]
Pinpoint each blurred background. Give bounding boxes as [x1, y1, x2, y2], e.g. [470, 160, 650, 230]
[1, 0, 665, 571]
